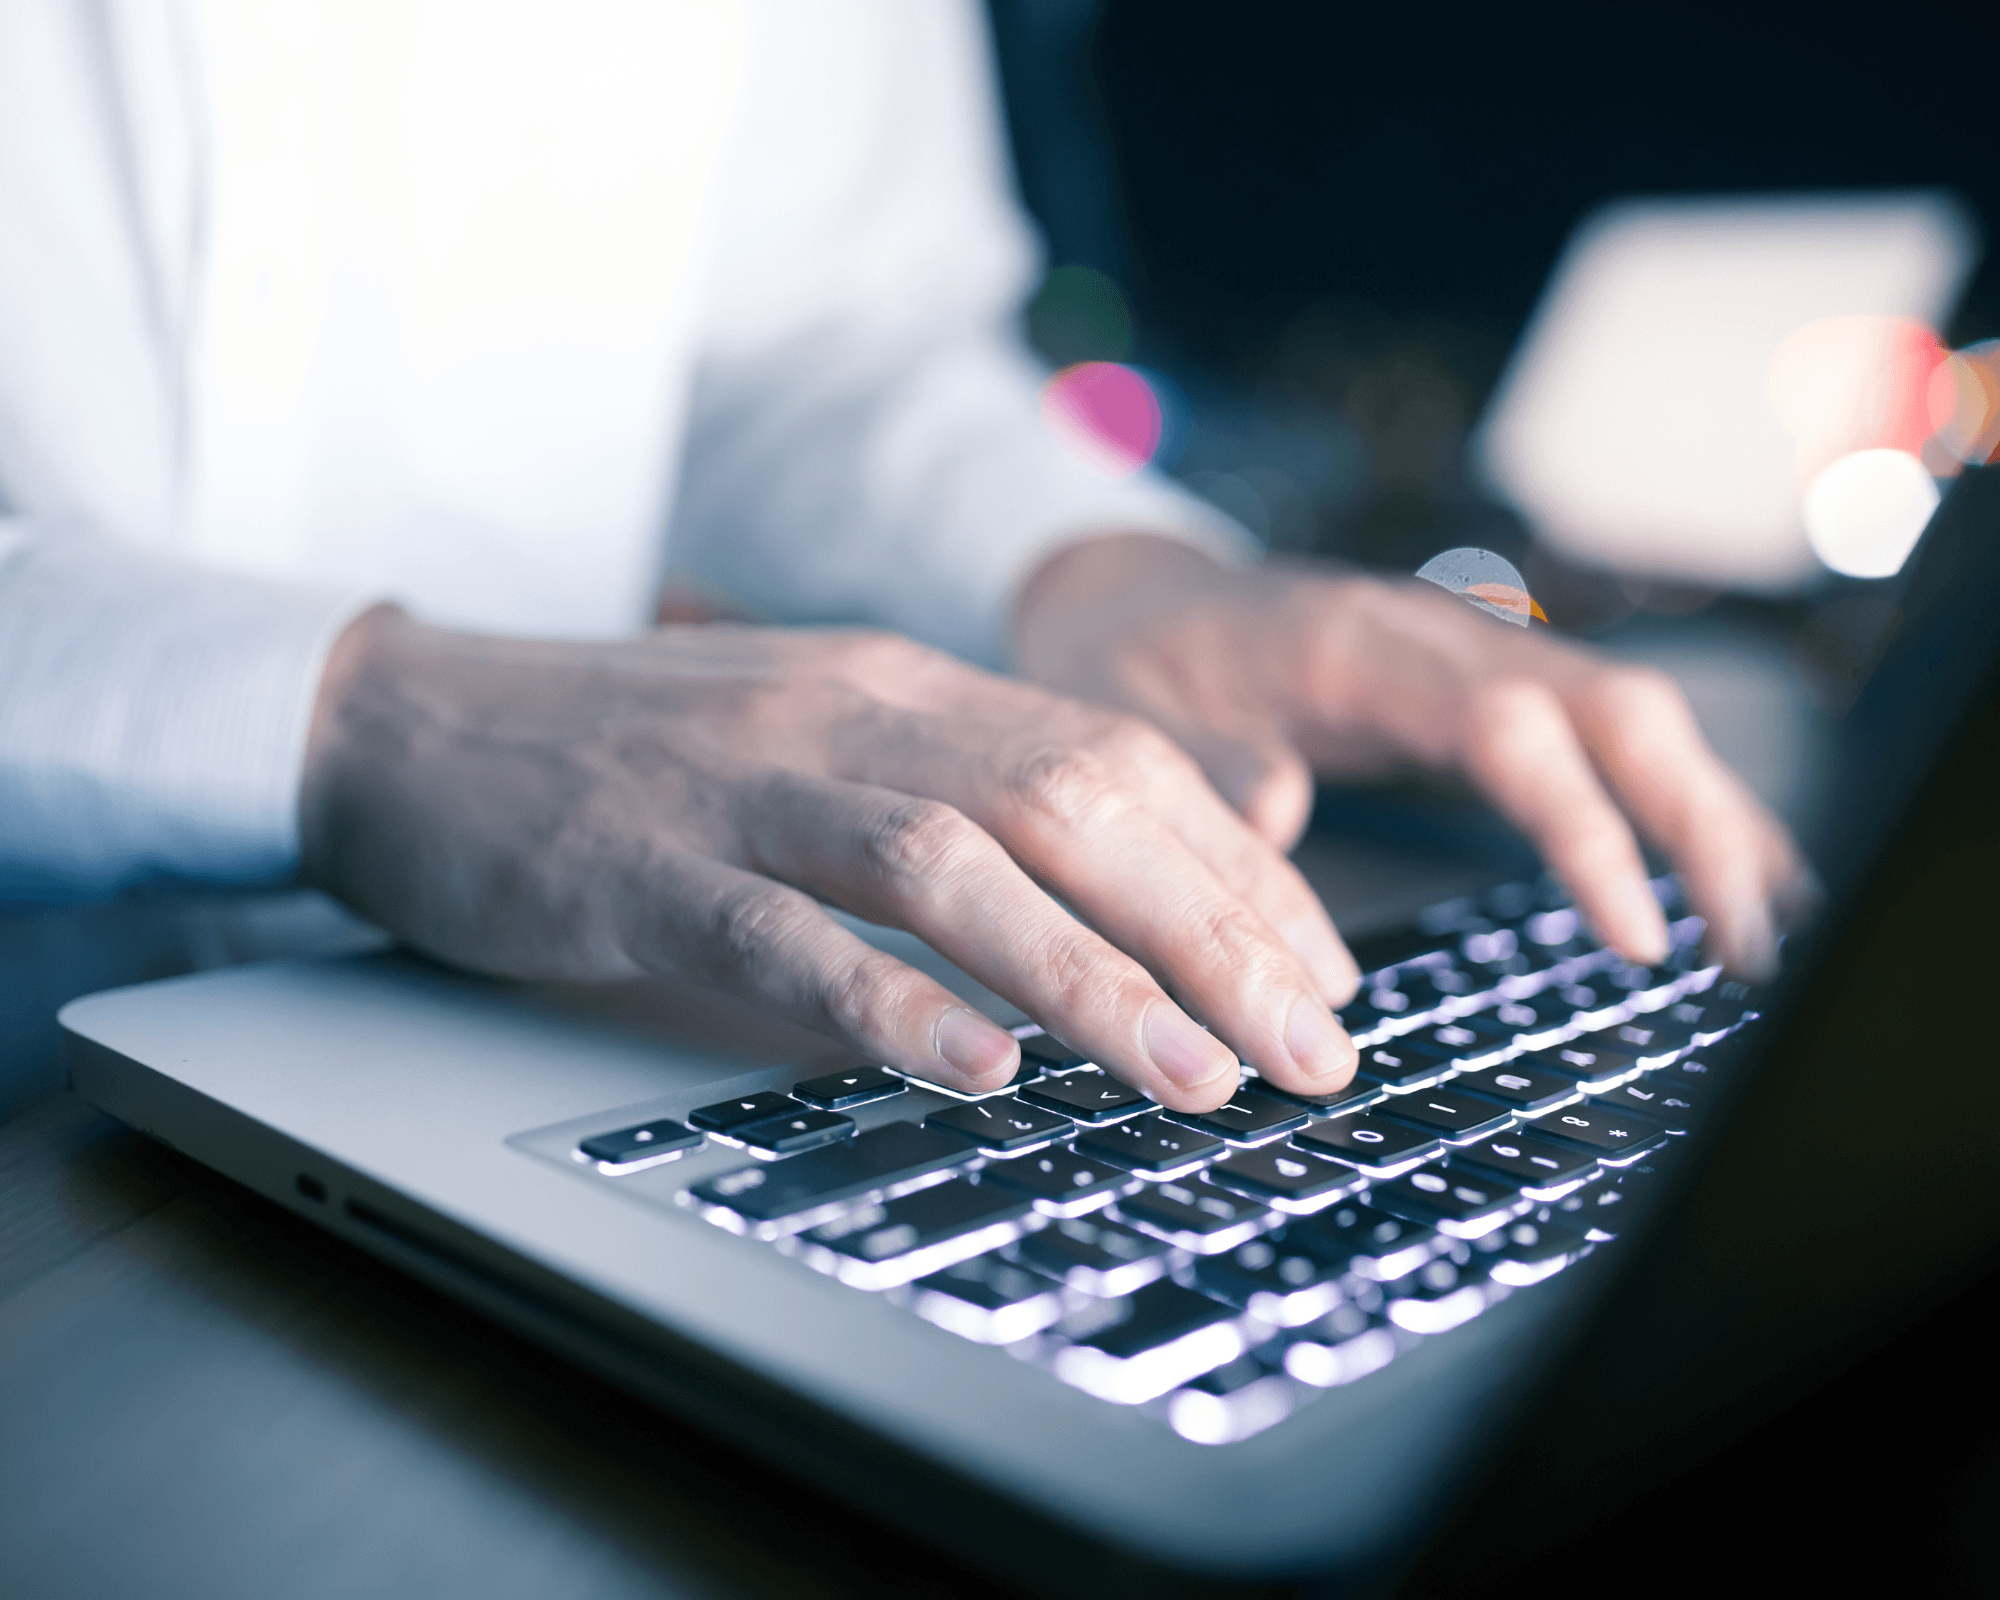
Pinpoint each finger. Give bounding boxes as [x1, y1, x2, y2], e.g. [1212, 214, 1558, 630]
[616, 854, 1026, 1092]
[918, 734, 1357, 1099]
[1460, 677, 1670, 963]
[846, 647, 1357, 1002]
[1089, 715, 1359, 1005]
[736, 774, 1245, 1109]
[1559, 664, 1803, 978]
[1170, 723, 1317, 851]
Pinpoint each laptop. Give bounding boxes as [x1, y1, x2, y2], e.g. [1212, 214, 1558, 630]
[55, 370, 2000, 1594]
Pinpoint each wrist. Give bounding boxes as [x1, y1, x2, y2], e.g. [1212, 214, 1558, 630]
[299, 603, 416, 885]
[1011, 531, 1226, 681]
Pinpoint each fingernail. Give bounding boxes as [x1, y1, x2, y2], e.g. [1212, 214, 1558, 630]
[935, 1007, 1019, 1087]
[1143, 1004, 1238, 1092]
[1284, 994, 1356, 1084]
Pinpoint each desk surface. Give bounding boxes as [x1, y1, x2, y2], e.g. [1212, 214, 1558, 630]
[0, 1087, 1053, 1600]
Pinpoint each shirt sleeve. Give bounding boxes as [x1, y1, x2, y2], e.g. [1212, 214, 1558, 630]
[0, 524, 371, 902]
[666, 0, 1250, 670]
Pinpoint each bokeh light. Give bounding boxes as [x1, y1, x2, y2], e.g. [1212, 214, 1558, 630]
[1927, 338, 2000, 467]
[1766, 315, 1949, 485]
[1415, 546, 1547, 625]
[1041, 361, 1164, 476]
[1801, 448, 1940, 579]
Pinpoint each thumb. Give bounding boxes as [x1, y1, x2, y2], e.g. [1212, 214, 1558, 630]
[1177, 726, 1315, 851]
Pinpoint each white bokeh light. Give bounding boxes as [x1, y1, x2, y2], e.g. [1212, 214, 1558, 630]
[1802, 448, 1940, 578]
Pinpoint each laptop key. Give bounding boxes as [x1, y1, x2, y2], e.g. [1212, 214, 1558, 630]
[1072, 1112, 1224, 1177]
[1514, 1042, 1639, 1091]
[1396, 964, 1488, 1016]
[924, 1096, 1073, 1152]
[1532, 1103, 1672, 1165]
[1448, 1131, 1600, 1196]
[1450, 1062, 1578, 1114]
[1385, 1256, 1494, 1333]
[1600, 1014, 1697, 1065]
[1166, 1351, 1297, 1445]
[791, 1066, 908, 1110]
[1396, 1017, 1518, 1071]
[1194, 1237, 1348, 1325]
[1205, 1145, 1369, 1212]
[1545, 976, 1633, 1028]
[907, 1255, 1066, 1345]
[1483, 1214, 1596, 1286]
[1284, 1202, 1441, 1282]
[1115, 1178, 1278, 1254]
[1374, 1090, 1516, 1144]
[1019, 1068, 1153, 1124]
[576, 1118, 704, 1171]
[1012, 1214, 1173, 1296]
[1293, 1114, 1441, 1177]
[1259, 1075, 1387, 1118]
[683, 1122, 978, 1238]
[1372, 1169, 1532, 1238]
[1592, 1081, 1696, 1132]
[688, 1090, 800, 1134]
[1336, 989, 1424, 1042]
[977, 1148, 1134, 1215]
[787, 1178, 1037, 1291]
[1353, 1045, 1453, 1092]
[1161, 1088, 1310, 1145]
[733, 1107, 855, 1155]
[1017, 1033, 1090, 1073]
[1283, 1303, 1398, 1388]
[1052, 1280, 1249, 1405]
[1484, 994, 1580, 1049]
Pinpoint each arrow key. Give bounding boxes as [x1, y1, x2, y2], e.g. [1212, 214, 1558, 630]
[1019, 1067, 1154, 1124]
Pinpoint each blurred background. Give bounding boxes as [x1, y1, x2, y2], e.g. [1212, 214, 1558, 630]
[991, 0, 1997, 642]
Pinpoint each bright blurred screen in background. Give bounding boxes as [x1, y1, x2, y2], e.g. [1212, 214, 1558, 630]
[1475, 193, 1984, 589]
[988, 0, 2000, 672]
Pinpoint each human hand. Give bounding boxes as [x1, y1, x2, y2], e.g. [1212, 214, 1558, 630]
[300, 609, 1361, 1110]
[1013, 535, 1813, 979]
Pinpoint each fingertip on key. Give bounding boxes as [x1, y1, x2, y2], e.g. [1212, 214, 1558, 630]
[1283, 993, 1357, 1087]
[933, 1006, 1020, 1091]
[1143, 1002, 1240, 1098]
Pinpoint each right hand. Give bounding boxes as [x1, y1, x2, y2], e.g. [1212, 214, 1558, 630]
[299, 608, 1360, 1112]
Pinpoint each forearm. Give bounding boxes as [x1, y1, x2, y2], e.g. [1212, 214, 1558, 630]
[0, 530, 373, 901]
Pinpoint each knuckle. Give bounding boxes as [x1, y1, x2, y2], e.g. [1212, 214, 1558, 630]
[861, 797, 978, 892]
[827, 628, 932, 682]
[1586, 663, 1686, 724]
[1004, 742, 1121, 829]
[709, 880, 812, 972]
[821, 949, 918, 1040]
[1465, 676, 1562, 766]
[1035, 927, 1149, 1016]
[1197, 899, 1292, 983]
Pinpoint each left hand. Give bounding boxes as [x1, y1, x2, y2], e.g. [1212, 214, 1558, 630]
[1012, 533, 1813, 979]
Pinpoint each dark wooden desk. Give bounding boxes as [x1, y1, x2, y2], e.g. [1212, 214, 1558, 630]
[1, 1087, 1051, 1600]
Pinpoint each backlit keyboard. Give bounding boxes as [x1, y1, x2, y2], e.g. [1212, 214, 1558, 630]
[569, 878, 1761, 1445]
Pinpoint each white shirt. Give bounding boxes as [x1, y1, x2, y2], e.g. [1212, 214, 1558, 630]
[0, 0, 1239, 900]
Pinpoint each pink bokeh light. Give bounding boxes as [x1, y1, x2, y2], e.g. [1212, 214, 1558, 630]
[1040, 361, 1163, 476]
